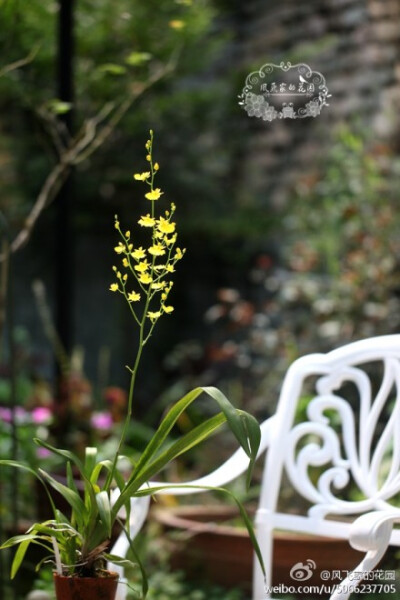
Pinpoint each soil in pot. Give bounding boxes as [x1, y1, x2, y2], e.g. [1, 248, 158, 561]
[53, 572, 119, 600]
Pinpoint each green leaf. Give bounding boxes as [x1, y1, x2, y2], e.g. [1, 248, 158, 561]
[96, 491, 112, 538]
[38, 469, 87, 525]
[98, 63, 127, 75]
[118, 525, 149, 599]
[90, 459, 122, 490]
[202, 387, 251, 456]
[0, 533, 39, 550]
[34, 439, 85, 473]
[242, 411, 261, 488]
[104, 554, 138, 569]
[30, 521, 79, 542]
[35, 439, 98, 526]
[114, 386, 261, 515]
[125, 52, 152, 66]
[0, 459, 40, 480]
[128, 413, 226, 493]
[46, 99, 72, 114]
[12, 539, 34, 579]
[66, 462, 80, 498]
[127, 387, 205, 483]
[84, 447, 98, 479]
[0, 534, 53, 579]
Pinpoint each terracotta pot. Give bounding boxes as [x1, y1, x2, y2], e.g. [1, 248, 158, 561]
[152, 505, 363, 592]
[53, 572, 119, 600]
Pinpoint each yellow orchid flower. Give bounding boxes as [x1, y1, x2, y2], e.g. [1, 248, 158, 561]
[128, 292, 141, 302]
[158, 217, 176, 235]
[145, 188, 163, 201]
[139, 273, 153, 285]
[131, 247, 146, 260]
[148, 244, 166, 257]
[134, 261, 149, 273]
[138, 215, 155, 227]
[133, 172, 150, 181]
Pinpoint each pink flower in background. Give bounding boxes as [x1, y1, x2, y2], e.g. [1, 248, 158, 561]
[91, 411, 113, 431]
[31, 406, 52, 424]
[36, 447, 52, 459]
[0, 407, 28, 423]
[0, 407, 12, 423]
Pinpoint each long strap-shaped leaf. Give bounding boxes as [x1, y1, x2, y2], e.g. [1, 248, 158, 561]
[38, 469, 88, 528]
[128, 387, 207, 480]
[96, 491, 112, 538]
[121, 413, 226, 497]
[114, 386, 260, 515]
[34, 439, 85, 473]
[35, 440, 99, 536]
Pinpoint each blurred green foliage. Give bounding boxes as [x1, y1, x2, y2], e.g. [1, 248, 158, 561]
[0, 0, 238, 237]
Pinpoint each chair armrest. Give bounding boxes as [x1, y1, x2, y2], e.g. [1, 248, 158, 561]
[329, 510, 400, 600]
[147, 415, 275, 495]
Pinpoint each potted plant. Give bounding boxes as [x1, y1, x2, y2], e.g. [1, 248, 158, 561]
[0, 132, 263, 600]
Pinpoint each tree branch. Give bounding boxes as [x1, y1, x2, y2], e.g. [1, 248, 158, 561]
[0, 49, 180, 260]
[0, 45, 39, 79]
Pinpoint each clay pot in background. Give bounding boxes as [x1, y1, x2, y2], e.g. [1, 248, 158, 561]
[152, 505, 363, 593]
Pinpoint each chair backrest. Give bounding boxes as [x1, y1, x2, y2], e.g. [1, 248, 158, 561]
[255, 334, 400, 597]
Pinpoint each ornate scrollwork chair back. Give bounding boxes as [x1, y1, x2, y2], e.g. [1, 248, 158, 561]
[254, 335, 400, 598]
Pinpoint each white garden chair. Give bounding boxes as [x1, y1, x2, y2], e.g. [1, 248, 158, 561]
[110, 335, 400, 600]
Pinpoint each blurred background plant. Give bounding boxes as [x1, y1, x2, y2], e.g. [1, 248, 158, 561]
[159, 126, 400, 480]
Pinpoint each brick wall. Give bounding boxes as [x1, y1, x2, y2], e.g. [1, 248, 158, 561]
[234, 0, 400, 206]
